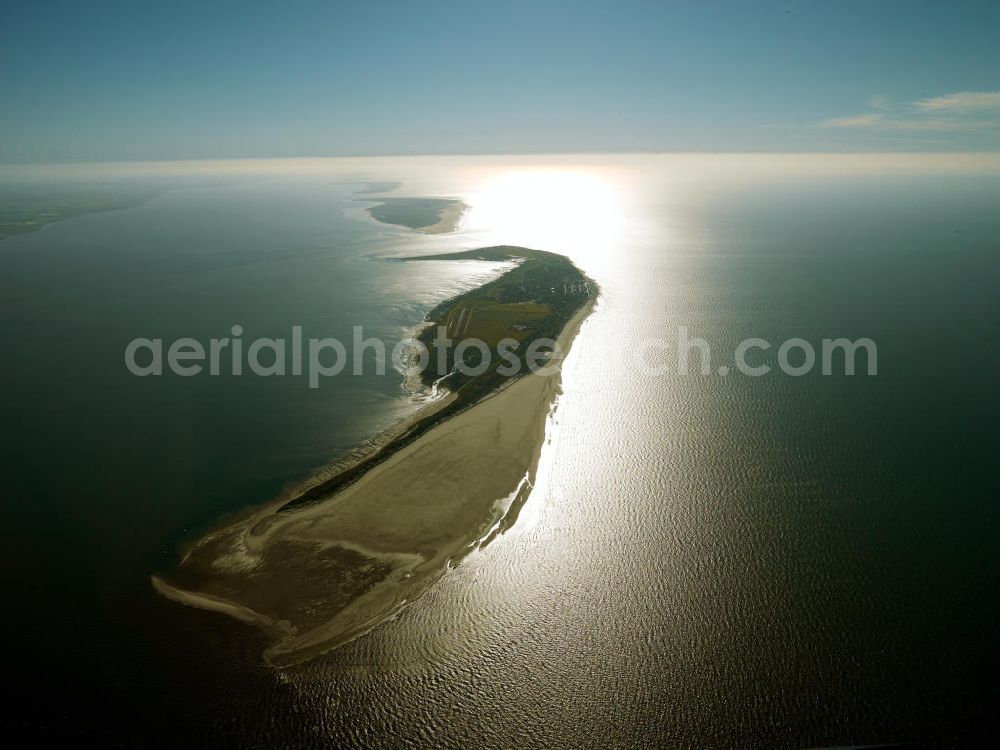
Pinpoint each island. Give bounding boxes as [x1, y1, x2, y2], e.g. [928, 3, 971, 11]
[363, 196, 467, 234]
[153, 246, 598, 667]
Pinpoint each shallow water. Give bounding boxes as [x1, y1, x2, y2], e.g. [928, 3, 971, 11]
[1, 155, 997, 747]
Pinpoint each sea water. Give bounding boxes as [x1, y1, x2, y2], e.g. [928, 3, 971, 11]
[1, 155, 997, 747]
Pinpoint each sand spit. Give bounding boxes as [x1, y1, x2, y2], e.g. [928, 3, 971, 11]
[418, 200, 466, 233]
[154, 298, 595, 667]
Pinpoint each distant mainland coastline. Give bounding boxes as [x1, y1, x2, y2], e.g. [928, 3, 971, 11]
[0, 182, 159, 240]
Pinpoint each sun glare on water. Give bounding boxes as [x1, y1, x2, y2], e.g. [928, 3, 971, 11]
[462, 169, 628, 269]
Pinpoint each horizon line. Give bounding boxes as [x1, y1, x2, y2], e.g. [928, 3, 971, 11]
[4, 149, 1000, 170]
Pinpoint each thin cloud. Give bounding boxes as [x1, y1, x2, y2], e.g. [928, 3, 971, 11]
[914, 91, 1000, 112]
[824, 90, 1000, 133]
[825, 113, 887, 129]
[868, 94, 891, 111]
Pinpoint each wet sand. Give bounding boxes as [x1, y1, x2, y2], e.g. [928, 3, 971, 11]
[153, 296, 595, 666]
[418, 200, 466, 233]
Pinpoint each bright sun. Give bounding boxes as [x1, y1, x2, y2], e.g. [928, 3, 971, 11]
[462, 169, 626, 267]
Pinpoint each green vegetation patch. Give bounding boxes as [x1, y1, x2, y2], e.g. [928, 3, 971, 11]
[365, 197, 461, 230]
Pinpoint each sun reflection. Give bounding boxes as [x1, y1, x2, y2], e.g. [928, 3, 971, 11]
[461, 168, 628, 272]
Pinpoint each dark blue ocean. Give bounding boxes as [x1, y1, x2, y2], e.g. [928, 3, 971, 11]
[1, 155, 997, 747]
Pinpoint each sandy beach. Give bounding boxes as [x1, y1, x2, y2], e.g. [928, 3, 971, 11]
[153, 294, 595, 666]
[418, 200, 466, 233]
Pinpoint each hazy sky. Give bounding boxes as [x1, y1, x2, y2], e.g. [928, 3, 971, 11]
[2, 0, 998, 162]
